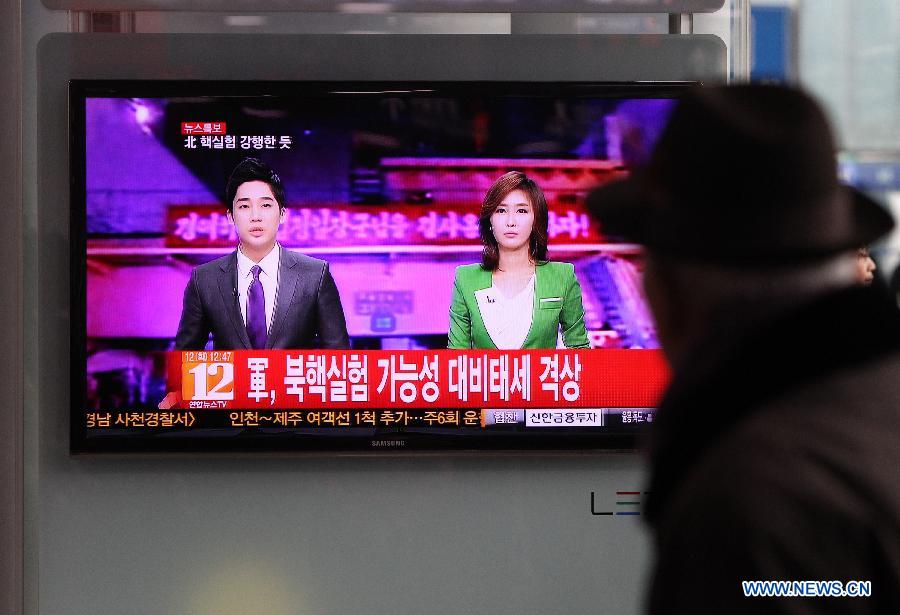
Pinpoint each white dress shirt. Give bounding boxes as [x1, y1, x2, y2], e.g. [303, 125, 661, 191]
[236, 243, 280, 333]
[475, 273, 535, 350]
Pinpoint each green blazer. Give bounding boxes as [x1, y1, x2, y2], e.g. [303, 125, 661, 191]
[448, 261, 590, 350]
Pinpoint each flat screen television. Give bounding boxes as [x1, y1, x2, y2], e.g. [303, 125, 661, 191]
[70, 80, 685, 453]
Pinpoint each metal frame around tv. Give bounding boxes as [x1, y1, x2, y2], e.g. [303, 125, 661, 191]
[70, 78, 695, 453]
[36, 34, 725, 454]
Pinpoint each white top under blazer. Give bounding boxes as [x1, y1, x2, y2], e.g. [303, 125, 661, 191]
[473, 274, 536, 350]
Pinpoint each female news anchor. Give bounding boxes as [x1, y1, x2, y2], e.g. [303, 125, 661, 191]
[448, 171, 590, 350]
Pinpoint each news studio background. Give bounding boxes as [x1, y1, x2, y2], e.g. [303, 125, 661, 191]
[79, 87, 674, 449]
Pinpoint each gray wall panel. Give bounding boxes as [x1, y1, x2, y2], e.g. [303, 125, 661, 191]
[0, 0, 23, 614]
[38, 33, 725, 81]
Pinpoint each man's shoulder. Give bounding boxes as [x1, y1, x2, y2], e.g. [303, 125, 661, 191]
[281, 248, 326, 272]
[649, 291, 900, 608]
[191, 253, 234, 278]
[669, 350, 900, 531]
[654, 375, 900, 601]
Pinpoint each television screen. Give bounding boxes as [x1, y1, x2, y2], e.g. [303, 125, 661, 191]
[71, 81, 681, 453]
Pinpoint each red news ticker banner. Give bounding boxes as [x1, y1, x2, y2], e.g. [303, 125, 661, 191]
[169, 349, 669, 411]
[165, 203, 603, 248]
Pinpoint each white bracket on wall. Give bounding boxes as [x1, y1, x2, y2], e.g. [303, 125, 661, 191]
[668, 13, 694, 34]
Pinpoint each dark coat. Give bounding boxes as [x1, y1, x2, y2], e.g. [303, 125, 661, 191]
[645, 285, 900, 614]
[175, 248, 350, 350]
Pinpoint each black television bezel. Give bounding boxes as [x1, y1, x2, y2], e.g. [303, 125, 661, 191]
[70, 79, 691, 454]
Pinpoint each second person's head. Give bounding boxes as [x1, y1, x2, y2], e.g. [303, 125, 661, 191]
[479, 171, 549, 270]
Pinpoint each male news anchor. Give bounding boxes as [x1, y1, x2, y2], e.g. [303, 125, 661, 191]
[175, 157, 350, 351]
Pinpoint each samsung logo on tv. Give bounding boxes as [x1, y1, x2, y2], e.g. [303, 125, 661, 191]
[371, 439, 406, 448]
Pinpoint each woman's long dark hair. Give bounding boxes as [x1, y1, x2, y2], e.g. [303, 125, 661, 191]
[479, 171, 549, 271]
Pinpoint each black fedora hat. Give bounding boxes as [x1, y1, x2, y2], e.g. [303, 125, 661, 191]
[586, 84, 894, 263]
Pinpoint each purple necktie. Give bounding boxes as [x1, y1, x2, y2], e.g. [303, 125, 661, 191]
[246, 265, 267, 349]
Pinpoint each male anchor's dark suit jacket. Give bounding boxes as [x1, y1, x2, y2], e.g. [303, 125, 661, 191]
[175, 248, 350, 350]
